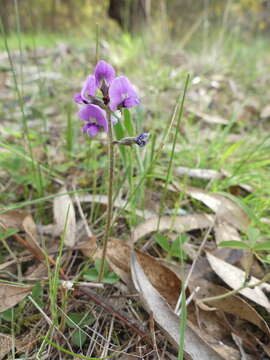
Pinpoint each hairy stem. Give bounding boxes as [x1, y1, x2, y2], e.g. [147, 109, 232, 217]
[98, 109, 114, 282]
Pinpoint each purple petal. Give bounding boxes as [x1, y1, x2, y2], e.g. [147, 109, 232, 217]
[83, 123, 100, 136]
[95, 60, 115, 87]
[73, 93, 84, 104]
[81, 75, 97, 100]
[78, 104, 108, 133]
[109, 76, 139, 111]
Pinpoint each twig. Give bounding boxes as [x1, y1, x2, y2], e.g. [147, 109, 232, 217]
[78, 286, 153, 345]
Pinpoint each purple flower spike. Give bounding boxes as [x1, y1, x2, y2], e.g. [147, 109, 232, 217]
[78, 104, 108, 135]
[95, 60, 115, 87]
[109, 76, 139, 112]
[81, 75, 97, 101]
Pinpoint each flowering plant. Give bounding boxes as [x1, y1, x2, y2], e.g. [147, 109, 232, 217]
[73, 60, 149, 281]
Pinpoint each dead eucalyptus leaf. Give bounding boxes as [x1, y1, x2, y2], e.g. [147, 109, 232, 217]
[133, 214, 215, 243]
[206, 252, 270, 312]
[175, 167, 223, 180]
[77, 194, 154, 219]
[184, 186, 249, 231]
[130, 251, 225, 359]
[0, 284, 32, 312]
[187, 107, 229, 125]
[54, 187, 76, 248]
[214, 221, 241, 244]
[0, 333, 13, 360]
[0, 210, 44, 261]
[194, 279, 270, 336]
[106, 238, 182, 307]
[22, 215, 44, 261]
[0, 210, 26, 229]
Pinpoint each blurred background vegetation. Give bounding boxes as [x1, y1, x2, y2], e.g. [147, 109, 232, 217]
[1, 0, 270, 36]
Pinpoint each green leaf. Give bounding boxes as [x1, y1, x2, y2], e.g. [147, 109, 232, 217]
[31, 283, 43, 308]
[155, 233, 171, 252]
[94, 259, 109, 275]
[71, 330, 87, 347]
[218, 240, 250, 249]
[253, 241, 270, 251]
[123, 108, 134, 136]
[247, 227, 260, 246]
[0, 228, 18, 241]
[83, 268, 99, 282]
[0, 308, 13, 322]
[66, 312, 94, 329]
[103, 271, 120, 284]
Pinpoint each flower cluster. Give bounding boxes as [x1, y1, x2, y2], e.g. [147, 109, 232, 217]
[73, 60, 139, 136]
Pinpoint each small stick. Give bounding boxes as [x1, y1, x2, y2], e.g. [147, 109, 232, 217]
[78, 286, 153, 345]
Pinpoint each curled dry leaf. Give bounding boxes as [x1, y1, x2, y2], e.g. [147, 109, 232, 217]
[105, 238, 182, 308]
[53, 186, 76, 248]
[174, 185, 250, 231]
[132, 213, 215, 243]
[77, 194, 155, 219]
[214, 221, 241, 244]
[130, 251, 227, 359]
[0, 333, 13, 360]
[187, 107, 229, 125]
[175, 166, 223, 180]
[206, 252, 270, 312]
[194, 279, 270, 336]
[0, 283, 33, 312]
[0, 210, 44, 261]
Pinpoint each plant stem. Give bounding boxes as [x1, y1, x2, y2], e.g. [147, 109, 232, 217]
[98, 109, 114, 282]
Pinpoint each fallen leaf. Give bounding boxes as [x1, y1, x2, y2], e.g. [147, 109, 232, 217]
[214, 221, 241, 244]
[22, 215, 44, 261]
[175, 167, 223, 180]
[0, 283, 33, 312]
[260, 104, 270, 119]
[105, 238, 182, 307]
[187, 107, 229, 125]
[130, 251, 231, 359]
[77, 194, 154, 219]
[194, 279, 270, 336]
[182, 186, 249, 231]
[132, 214, 215, 243]
[206, 252, 270, 312]
[0, 333, 13, 360]
[54, 187, 76, 248]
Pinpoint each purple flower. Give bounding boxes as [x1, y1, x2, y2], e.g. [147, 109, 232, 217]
[94, 60, 115, 87]
[78, 104, 108, 136]
[109, 76, 139, 111]
[135, 133, 150, 147]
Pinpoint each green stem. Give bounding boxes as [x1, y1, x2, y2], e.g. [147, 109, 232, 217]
[98, 109, 114, 282]
[198, 272, 270, 304]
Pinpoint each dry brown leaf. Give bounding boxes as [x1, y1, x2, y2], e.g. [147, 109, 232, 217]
[206, 252, 270, 312]
[260, 104, 270, 119]
[133, 214, 215, 243]
[22, 215, 44, 261]
[0, 333, 13, 360]
[77, 194, 155, 219]
[105, 238, 182, 307]
[187, 107, 229, 125]
[0, 283, 32, 312]
[0, 210, 44, 261]
[175, 167, 223, 180]
[183, 186, 249, 231]
[214, 221, 241, 244]
[53, 186, 76, 247]
[130, 251, 228, 359]
[194, 279, 270, 336]
[0, 210, 26, 229]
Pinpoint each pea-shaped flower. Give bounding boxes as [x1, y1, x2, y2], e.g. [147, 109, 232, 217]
[79, 104, 108, 136]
